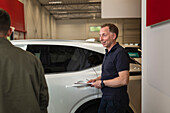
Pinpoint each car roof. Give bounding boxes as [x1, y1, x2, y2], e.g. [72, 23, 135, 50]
[11, 39, 105, 54]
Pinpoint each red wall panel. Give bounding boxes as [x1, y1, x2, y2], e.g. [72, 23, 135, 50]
[0, 0, 25, 32]
[146, 0, 170, 26]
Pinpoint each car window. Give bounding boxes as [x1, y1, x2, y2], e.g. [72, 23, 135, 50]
[27, 45, 104, 74]
[125, 47, 141, 58]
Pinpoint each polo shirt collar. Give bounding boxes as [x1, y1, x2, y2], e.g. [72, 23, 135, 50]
[105, 42, 120, 54]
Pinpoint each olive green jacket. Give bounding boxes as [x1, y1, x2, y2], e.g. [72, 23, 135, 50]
[0, 38, 49, 113]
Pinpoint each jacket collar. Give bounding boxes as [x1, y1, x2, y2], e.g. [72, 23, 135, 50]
[0, 37, 12, 46]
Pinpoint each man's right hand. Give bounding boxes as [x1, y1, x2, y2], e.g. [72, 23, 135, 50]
[87, 79, 96, 83]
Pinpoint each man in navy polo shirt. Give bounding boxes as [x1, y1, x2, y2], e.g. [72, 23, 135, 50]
[88, 23, 130, 113]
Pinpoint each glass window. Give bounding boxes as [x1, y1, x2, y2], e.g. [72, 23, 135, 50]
[27, 45, 104, 74]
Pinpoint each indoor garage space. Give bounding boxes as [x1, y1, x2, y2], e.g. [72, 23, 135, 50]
[0, 0, 169, 113]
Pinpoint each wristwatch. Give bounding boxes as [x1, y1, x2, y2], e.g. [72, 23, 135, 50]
[101, 80, 105, 88]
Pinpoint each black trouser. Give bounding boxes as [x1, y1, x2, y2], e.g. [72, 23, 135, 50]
[98, 96, 128, 113]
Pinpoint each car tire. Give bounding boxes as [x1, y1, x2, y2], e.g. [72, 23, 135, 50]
[75, 99, 134, 113]
[80, 105, 134, 113]
[80, 104, 99, 113]
[75, 99, 100, 113]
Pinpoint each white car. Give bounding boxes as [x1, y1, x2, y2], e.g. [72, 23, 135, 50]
[11, 39, 141, 113]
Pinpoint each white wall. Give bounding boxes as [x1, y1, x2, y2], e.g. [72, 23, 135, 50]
[55, 18, 141, 45]
[24, 0, 57, 39]
[142, 0, 170, 113]
[55, 20, 87, 40]
[102, 0, 141, 18]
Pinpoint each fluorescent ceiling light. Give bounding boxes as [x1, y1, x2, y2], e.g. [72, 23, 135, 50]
[89, 0, 100, 2]
[57, 12, 67, 13]
[49, 1, 62, 4]
[53, 7, 64, 9]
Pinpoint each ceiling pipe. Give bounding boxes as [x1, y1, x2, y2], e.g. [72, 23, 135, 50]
[49, 9, 101, 12]
[42, 2, 101, 6]
[52, 11, 101, 15]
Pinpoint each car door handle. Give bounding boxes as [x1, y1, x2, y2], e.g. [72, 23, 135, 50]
[65, 81, 92, 88]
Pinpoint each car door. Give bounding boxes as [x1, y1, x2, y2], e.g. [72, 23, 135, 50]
[26, 44, 104, 113]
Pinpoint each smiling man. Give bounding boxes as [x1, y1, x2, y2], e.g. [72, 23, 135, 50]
[88, 23, 130, 113]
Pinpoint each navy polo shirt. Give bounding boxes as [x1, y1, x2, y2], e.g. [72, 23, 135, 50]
[101, 42, 130, 98]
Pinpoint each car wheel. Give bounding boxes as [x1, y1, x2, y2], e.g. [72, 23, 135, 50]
[75, 99, 100, 113]
[81, 105, 134, 113]
[75, 99, 134, 113]
[81, 104, 99, 113]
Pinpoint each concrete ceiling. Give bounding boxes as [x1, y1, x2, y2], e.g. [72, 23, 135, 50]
[38, 0, 101, 20]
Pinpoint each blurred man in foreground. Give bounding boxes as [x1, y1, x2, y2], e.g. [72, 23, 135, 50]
[0, 8, 49, 113]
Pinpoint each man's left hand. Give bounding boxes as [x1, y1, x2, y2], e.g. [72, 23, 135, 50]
[92, 80, 102, 89]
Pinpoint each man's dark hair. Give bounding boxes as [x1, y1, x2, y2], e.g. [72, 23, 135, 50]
[101, 23, 119, 39]
[0, 8, 11, 36]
